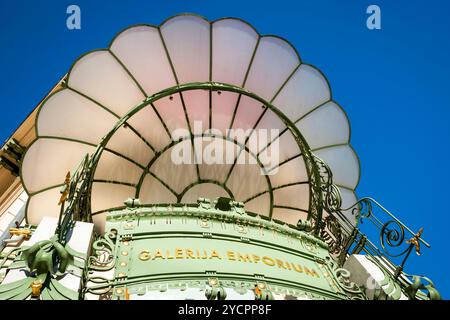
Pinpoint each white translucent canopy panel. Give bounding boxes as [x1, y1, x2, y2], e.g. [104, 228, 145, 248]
[149, 140, 197, 194]
[269, 157, 308, 187]
[26, 187, 61, 225]
[245, 36, 300, 101]
[314, 145, 359, 190]
[272, 207, 307, 225]
[22, 138, 94, 193]
[37, 89, 118, 145]
[160, 15, 210, 84]
[244, 192, 270, 217]
[67, 50, 145, 117]
[226, 152, 267, 202]
[197, 137, 234, 182]
[250, 110, 286, 155]
[110, 25, 177, 96]
[272, 131, 301, 165]
[138, 174, 177, 204]
[182, 89, 210, 131]
[230, 95, 265, 145]
[153, 94, 188, 137]
[91, 183, 135, 212]
[94, 151, 142, 185]
[211, 19, 259, 86]
[273, 184, 309, 212]
[338, 186, 358, 226]
[181, 183, 229, 203]
[272, 64, 331, 121]
[211, 91, 239, 135]
[105, 126, 154, 167]
[126, 105, 172, 151]
[251, 123, 301, 169]
[91, 182, 135, 233]
[296, 101, 349, 150]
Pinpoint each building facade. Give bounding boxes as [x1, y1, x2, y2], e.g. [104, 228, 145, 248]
[0, 14, 441, 300]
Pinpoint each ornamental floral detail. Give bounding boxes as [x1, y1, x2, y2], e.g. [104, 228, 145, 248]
[320, 215, 346, 255]
[309, 154, 350, 256]
[325, 258, 366, 300]
[88, 230, 117, 271]
[0, 234, 82, 300]
[333, 267, 366, 300]
[205, 277, 227, 300]
[404, 275, 441, 300]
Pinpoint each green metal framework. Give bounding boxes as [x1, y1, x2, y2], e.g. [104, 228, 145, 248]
[4, 13, 440, 300]
[65, 81, 326, 234]
[83, 199, 366, 300]
[21, 80, 434, 287]
[44, 81, 433, 289]
[22, 13, 363, 240]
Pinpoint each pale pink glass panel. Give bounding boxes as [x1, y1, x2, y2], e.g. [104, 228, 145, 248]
[68, 50, 145, 117]
[110, 26, 177, 95]
[22, 139, 94, 193]
[160, 15, 210, 84]
[212, 18, 258, 86]
[245, 36, 300, 101]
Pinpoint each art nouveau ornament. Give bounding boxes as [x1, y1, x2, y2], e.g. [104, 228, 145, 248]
[21, 14, 359, 233]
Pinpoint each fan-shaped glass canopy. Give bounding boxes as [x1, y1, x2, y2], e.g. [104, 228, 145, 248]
[20, 15, 360, 233]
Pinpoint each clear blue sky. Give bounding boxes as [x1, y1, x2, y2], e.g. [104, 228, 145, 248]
[1, 0, 449, 298]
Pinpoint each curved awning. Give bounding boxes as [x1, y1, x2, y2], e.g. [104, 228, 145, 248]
[20, 14, 360, 233]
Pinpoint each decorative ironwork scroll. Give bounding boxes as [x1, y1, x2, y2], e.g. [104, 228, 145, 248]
[305, 154, 441, 300]
[88, 230, 117, 272]
[404, 274, 441, 300]
[310, 155, 350, 255]
[26, 83, 438, 300]
[342, 197, 430, 276]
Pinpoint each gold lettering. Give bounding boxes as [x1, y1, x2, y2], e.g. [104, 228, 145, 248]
[139, 247, 319, 278]
[153, 249, 164, 259]
[210, 250, 222, 259]
[227, 251, 236, 261]
[166, 249, 174, 259]
[293, 264, 303, 273]
[262, 256, 275, 266]
[139, 250, 150, 261]
[237, 252, 252, 263]
[276, 259, 286, 269]
[175, 248, 183, 259]
[304, 267, 320, 278]
[186, 249, 195, 259]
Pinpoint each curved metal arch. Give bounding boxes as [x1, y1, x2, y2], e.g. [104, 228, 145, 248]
[83, 82, 324, 234]
[178, 180, 235, 202]
[46, 14, 359, 231]
[107, 13, 303, 66]
[133, 132, 275, 215]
